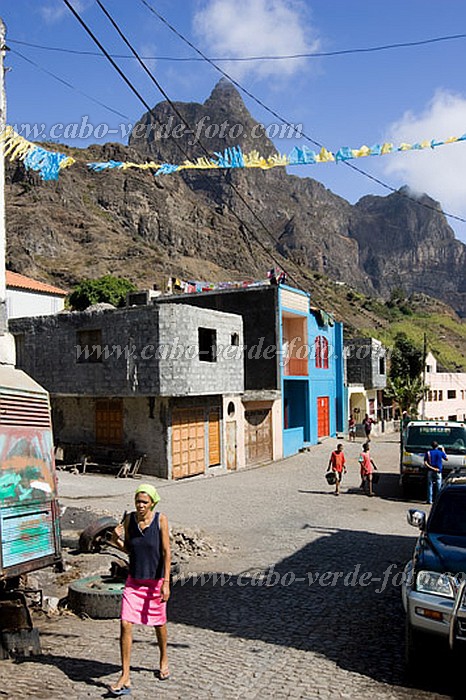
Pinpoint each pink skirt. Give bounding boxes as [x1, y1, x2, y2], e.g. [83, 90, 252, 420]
[121, 575, 167, 626]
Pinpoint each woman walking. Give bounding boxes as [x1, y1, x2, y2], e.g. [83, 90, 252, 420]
[109, 484, 171, 696]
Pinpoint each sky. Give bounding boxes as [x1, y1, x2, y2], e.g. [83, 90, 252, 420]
[3, 0, 466, 242]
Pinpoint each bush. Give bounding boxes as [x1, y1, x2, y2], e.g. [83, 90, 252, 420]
[68, 275, 137, 311]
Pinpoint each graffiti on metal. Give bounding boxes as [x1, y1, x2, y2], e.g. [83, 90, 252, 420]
[1, 504, 55, 567]
[0, 428, 56, 506]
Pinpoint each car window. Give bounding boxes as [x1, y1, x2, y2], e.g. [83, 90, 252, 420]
[405, 426, 466, 453]
[429, 491, 466, 535]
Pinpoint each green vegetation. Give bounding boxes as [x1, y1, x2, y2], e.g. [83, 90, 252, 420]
[68, 275, 137, 311]
[384, 334, 426, 415]
[389, 333, 423, 381]
[385, 375, 425, 416]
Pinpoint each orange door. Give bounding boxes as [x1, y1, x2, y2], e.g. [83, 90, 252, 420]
[172, 408, 205, 479]
[208, 410, 221, 467]
[317, 396, 330, 438]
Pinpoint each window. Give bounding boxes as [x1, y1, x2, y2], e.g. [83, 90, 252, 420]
[428, 391, 433, 402]
[315, 336, 329, 369]
[438, 390, 443, 401]
[379, 357, 386, 375]
[198, 327, 217, 362]
[231, 332, 239, 346]
[14, 334, 25, 368]
[448, 390, 457, 399]
[76, 329, 103, 363]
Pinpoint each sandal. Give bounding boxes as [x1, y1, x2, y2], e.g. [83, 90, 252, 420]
[157, 668, 170, 681]
[109, 684, 131, 696]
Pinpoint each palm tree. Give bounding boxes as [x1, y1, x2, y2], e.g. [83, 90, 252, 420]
[385, 376, 426, 416]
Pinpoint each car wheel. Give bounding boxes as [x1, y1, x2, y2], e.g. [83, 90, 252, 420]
[67, 574, 124, 619]
[78, 516, 118, 553]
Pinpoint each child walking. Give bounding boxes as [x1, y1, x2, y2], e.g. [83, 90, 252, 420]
[327, 443, 347, 496]
[359, 442, 378, 496]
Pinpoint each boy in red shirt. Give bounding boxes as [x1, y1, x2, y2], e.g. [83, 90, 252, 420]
[327, 443, 347, 496]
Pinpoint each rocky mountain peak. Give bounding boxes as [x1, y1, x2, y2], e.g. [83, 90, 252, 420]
[128, 79, 277, 163]
[204, 77, 245, 110]
[4, 81, 466, 320]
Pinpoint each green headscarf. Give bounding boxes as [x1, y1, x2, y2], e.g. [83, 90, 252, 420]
[135, 483, 160, 509]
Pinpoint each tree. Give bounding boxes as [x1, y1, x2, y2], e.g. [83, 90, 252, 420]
[385, 375, 426, 416]
[389, 332, 423, 382]
[68, 275, 137, 311]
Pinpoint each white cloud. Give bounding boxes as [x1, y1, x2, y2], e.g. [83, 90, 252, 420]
[193, 0, 320, 79]
[40, 0, 89, 24]
[139, 43, 158, 75]
[383, 90, 466, 222]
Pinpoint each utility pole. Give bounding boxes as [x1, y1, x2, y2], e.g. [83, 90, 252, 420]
[0, 19, 15, 365]
[421, 331, 427, 419]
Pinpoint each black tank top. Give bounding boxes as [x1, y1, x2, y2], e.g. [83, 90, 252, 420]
[127, 511, 164, 580]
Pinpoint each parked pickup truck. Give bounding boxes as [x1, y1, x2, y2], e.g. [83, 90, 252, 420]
[400, 420, 466, 498]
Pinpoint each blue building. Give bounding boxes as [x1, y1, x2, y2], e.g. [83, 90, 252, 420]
[159, 282, 345, 462]
[279, 285, 345, 456]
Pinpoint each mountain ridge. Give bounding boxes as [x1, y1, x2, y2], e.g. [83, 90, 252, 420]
[4, 80, 466, 325]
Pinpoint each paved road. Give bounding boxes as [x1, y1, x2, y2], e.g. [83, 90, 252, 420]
[0, 434, 458, 699]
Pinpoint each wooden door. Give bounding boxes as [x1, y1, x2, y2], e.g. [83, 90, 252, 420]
[245, 409, 273, 466]
[172, 408, 205, 479]
[208, 410, 221, 467]
[226, 421, 237, 470]
[95, 399, 123, 445]
[317, 396, 330, 438]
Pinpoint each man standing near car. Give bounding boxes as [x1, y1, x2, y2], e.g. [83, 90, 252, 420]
[424, 441, 448, 504]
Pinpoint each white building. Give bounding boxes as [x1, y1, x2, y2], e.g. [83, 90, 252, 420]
[422, 351, 466, 421]
[6, 271, 67, 319]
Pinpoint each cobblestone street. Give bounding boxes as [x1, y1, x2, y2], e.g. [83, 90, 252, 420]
[0, 434, 459, 699]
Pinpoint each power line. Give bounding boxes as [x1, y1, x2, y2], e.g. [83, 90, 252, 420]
[9, 47, 130, 120]
[61, 0, 155, 118]
[139, 0, 466, 227]
[8, 31, 466, 61]
[63, 0, 302, 287]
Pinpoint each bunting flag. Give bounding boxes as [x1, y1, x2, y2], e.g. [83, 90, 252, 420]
[0, 127, 75, 180]
[166, 273, 279, 294]
[2, 125, 465, 181]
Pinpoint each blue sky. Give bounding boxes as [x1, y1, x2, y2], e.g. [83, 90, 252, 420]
[3, 0, 466, 242]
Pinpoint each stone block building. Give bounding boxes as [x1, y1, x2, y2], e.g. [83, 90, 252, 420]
[10, 303, 243, 479]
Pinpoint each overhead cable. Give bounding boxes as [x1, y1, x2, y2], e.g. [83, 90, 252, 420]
[8, 31, 466, 62]
[63, 0, 302, 287]
[139, 0, 466, 227]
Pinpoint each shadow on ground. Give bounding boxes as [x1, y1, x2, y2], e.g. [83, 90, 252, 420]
[169, 526, 462, 698]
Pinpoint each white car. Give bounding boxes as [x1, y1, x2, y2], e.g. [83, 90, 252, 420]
[402, 473, 466, 668]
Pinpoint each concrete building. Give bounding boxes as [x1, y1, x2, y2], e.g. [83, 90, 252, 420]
[422, 351, 466, 421]
[345, 337, 392, 435]
[6, 271, 67, 319]
[158, 283, 345, 458]
[10, 303, 243, 479]
[10, 282, 345, 478]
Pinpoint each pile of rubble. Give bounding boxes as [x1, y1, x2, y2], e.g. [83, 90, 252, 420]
[170, 527, 227, 562]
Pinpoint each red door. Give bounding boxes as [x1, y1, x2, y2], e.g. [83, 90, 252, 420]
[317, 396, 330, 438]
